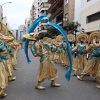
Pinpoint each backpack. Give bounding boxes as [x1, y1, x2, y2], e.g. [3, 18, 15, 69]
[30, 45, 37, 57]
[77, 44, 86, 54]
[0, 42, 7, 52]
[92, 47, 100, 57]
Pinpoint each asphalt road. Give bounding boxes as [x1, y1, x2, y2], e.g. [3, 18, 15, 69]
[1, 48, 100, 100]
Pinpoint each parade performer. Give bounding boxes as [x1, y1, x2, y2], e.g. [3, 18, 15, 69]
[23, 33, 61, 90]
[51, 39, 57, 61]
[46, 38, 52, 58]
[56, 35, 63, 63]
[61, 36, 72, 67]
[72, 33, 88, 76]
[67, 34, 77, 75]
[0, 34, 9, 97]
[2, 35, 16, 81]
[12, 40, 20, 70]
[24, 15, 72, 81]
[77, 32, 100, 81]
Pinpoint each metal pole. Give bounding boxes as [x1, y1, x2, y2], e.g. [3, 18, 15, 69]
[1, 2, 12, 7]
[0, 2, 12, 33]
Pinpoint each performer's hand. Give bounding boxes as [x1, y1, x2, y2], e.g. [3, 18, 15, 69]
[39, 44, 43, 48]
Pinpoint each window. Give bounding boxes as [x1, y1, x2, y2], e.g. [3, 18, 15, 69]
[87, 0, 90, 2]
[65, 0, 68, 4]
[86, 11, 100, 23]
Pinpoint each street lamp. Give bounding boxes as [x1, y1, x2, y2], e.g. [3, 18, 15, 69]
[1, 2, 12, 7]
[0, 2, 12, 20]
[0, 2, 12, 32]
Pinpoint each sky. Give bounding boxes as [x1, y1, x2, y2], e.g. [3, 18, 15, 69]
[0, 0, 34, 29]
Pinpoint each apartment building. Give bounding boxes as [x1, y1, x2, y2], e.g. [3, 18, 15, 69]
[63, 0, 75, 27]
[30, 0, 40, 33]
[80, 0, 100, 33]
[38, 0, 50, 34]
[48, 0, 64, 26]
[0, 6, 3, 22]
[25, 18, 31, 33]
[30, 5, 35, 24]
[18, 25, 25, 40]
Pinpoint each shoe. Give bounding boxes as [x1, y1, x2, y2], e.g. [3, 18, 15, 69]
[9, 76, 16, 81]
[95, 78, 99, 82]
[72, 71, 77, 76]
[96, 85, 100, 89]
[35, 85, 45, 90]
[51, 83, 61, 87]
[0, 90, 7, 97]
[77, 76, 83, 81]
[14, 67, 17, 70]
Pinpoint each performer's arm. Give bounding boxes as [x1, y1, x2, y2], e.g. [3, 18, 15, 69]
[86, 45, 91, 52]
[34, 43, 42, 56]
[72, 44, 78, 52]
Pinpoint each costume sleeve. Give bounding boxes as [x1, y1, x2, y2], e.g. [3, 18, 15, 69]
[86, 45, 91, 52]
[34, 43, 42, 56]
[72, 44, 78, 52]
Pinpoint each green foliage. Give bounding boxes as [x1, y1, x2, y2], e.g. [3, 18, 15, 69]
[39, 27, 61, 39]
[65, 21, 84, 34]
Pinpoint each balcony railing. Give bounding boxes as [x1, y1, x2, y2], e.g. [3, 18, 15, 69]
[41, 20, 48, 23]
[48, 0, 60, 12]
[49, 6, 63, 20]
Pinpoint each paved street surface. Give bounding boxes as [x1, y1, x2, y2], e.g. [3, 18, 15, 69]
[2, 48, 100, 100]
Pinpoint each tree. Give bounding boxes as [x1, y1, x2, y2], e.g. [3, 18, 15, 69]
[38, 27, 61, 39]
[65, 21, 84, 39]
[47, 27, 60, 37]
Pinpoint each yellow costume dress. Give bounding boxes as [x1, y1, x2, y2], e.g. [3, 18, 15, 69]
[37, 46, 58, 82]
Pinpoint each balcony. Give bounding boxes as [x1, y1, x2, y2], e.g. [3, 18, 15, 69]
[39, 30, 47, 34]
[40, 7, 49, 13]
[38, 25, 48, 33]
[48, 0, 60, 13]
[48, 0, 54, 4]
[41, 20, 48, 23]
[49, 6, 63, 20]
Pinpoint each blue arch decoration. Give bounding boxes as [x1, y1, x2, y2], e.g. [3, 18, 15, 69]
[24, 15, 49, 64]
[47, 22, 72, 81]
[24, 15, 72, 81]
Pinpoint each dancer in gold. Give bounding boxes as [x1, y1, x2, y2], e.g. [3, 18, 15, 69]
[77, 32, 100, 82]
[72, 33, 88, 76]
[23, 33, 61, 90]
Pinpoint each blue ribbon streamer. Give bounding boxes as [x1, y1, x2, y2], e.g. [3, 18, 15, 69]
[47, 22, 72, 81]
[24, 15, 72, 81]
[24, 15, 49, 64]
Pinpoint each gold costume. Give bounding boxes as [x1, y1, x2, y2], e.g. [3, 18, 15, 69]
[37, 55, 58, 82]
[0, 62, 8, 89]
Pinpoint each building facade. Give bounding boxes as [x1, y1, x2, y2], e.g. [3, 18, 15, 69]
[30, 5, 35, 24]
[48, 0, 64, 26]
[0, 6, 3, 22]
[80, 0, 100, 33]
[30, 0, 40, 33]
[38, 0, 50, 34]
[11, 29, 18, 40]
[18, 25, 25, 40]
[25, 18, 31, 33]
[63, 0, 75, 27]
